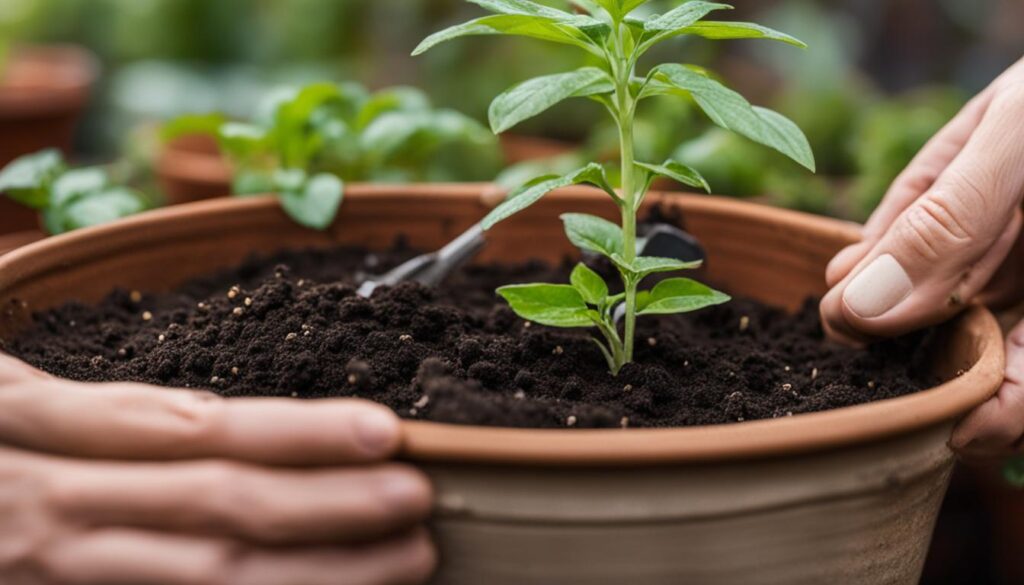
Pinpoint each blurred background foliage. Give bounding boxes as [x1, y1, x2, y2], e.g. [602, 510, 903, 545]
[1, 0, 1022, 221]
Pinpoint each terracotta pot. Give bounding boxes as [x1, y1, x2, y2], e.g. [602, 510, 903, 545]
[0, 185, 1004, 584]
[0, 230, 44, 257]
[0, 45, 97, 235]
[155, 134, 576, 205]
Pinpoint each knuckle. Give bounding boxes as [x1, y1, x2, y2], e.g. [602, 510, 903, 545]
[0, 454, 58, 576]
[160, 390, 227, 450]
[205, 465, 295, 543]
[898, 194, 975, 262]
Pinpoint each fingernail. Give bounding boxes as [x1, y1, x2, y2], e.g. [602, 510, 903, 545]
[843, 254, 913, 318]
[355, 409, 400, 455]
[381, 471, 429, 510]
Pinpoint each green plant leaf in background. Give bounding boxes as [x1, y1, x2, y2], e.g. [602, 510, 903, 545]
[1006, 457, 1024, 489]
[278, 172, 344, 230]
[636, 159, 710, 194]
[0, 149, 65, 208]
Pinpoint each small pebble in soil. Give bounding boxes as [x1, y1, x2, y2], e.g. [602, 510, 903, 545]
[566, 415, 577, 427]
[244, 297, 253, 307]
[553, 345, 564, 355]
[623, 384, 633, 392]
[868, 381, 876, 389]
[811, 367, 819, 380]
[782, 383, 792, 391]
[620, 417, 630, 428]
[142, 311, 153, 321]
[400, 334, 413, 342]
[739, 315, 750, 332]
[647, 337, 657, 347]
[285, 333, 297, 341]
[232, 308, 243, 316]
[231, 367, 240, 376]
[228, 286, 239, 299]
[129, 290, 142, 303]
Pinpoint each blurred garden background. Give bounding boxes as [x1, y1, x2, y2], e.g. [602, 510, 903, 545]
[2, 0, 1023, 582]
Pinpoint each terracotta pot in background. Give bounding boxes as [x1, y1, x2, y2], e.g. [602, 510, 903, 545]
[0, 45, 97, 235]
[0, 185, 1004, 585]
[155, 133, 577, 205]
[0, 230, 44, 258]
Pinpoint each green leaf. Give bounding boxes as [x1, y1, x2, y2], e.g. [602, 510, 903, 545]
[482, 163, 609, 229]
[636, 160, 710, 193]
[637, 277, 730, 315]
[611, 254, 702, 278]
[570, 263, 608, 305]
[53, 188, 147, 233]
[679, 21, 806, 48]
[497, 283, 594, 328]
[644, 2, 733, 32]
[51, 168, 109, 208]
[489, 67, 614, 134]
[592, 0, 649, 19]
[217, 123, 270, 160]
[279, 173, 344, 231]
[160, 113, 227, 142]
[645, 65, 815, 171]
[470, 0, 575, 17]
[561, 212, 623, 257]
[0, 149, 65, 208]
[232, 170, 275, 196]
[356, 86, 431, 129]
[413, 14, 606, 56]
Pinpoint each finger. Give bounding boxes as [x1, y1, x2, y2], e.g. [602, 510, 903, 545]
[952, 318, 1024, 461]
[0, 374, 403, 465]
[41, 527, 436, 585]
[822, 83, 1024, 340]
[825, 91, 996, 287]
[50, 461, 432, 545]
[0, 352, 52, 383]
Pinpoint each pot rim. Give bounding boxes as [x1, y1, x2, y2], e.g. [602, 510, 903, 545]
[0, 185, 1005, 466]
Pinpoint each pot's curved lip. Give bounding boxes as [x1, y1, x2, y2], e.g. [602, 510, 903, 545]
[0, 187, 1006, 466]
[0, 45, 98, 116]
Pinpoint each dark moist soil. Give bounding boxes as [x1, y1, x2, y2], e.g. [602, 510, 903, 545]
[4, 243, 938, 429]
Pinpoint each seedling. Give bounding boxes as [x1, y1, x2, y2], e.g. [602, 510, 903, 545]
[0, 149, 147, 235]
[416, 0, 815, 374]
[165, 82, 500, 230]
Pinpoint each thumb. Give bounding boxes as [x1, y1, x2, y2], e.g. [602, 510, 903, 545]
[821, 85, 1024, 341]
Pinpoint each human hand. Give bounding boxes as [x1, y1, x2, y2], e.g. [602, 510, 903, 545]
[0, 354, 435, 585]
[820, 58, 1024, 462]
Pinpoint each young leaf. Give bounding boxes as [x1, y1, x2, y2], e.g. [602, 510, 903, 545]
[561, 212, 623, 257]
[356, 86, 431, 129]
[232, 170, 275, 196]
[644, 1, 732, 32]
[636, 160, 710, 193]
[51, 168, 109, 208]
[54, 188, 147, 233]
[645, 65, 815, 171]
[489, 67, 614, 134]
[279, 173, 344, 230]
[611, 254, 702, 278]
[218, 123, 270, 160]
[592, 0, 649, 20]
[482, 163, 610, 229]
[680, 21, 807, 48]
[470, 0, 575, 18]
[160, 113, 227, 142]
[0, 149, 64, 208]
[1005, 457, 1024, 488]
[570, 263, 609, 304]
[637, 277, 730, 315]
[413, 14, 605, 56]
[497, 283, 594, 327]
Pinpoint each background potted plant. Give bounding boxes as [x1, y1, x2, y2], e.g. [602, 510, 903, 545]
[0, 5, 97, 236]
[156, 81, 506, 207]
